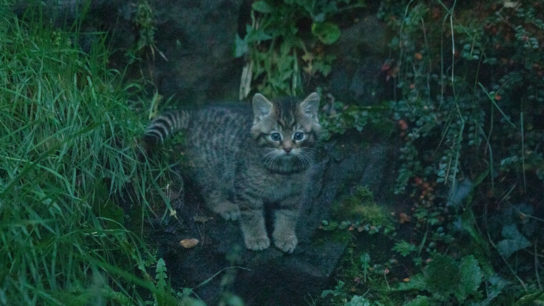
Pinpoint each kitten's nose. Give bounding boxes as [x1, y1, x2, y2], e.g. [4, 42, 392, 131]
[283, 140, 293, 154]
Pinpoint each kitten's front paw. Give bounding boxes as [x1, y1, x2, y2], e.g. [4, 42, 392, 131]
[244, 235, 270, 251]
[214, 201, 240, 221]
[273, 233, 298, 253]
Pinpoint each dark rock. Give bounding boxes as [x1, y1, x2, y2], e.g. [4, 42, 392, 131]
[153, 131, 396, 304]
[329, 15, 394, 105]
[149, 0, 244, 103]
[29, 0, 244, 104]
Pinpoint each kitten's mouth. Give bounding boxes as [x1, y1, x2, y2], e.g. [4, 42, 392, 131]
[262, 149, 312, 174]
[280, 151, 294, 157]
[281, 148, 300, 156]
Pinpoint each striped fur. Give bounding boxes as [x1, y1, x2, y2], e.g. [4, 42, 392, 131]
[144, 93, 321, 253]
[144, 110, 191, 145]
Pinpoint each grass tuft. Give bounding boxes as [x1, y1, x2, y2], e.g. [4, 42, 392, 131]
[0, 4, 185, 304]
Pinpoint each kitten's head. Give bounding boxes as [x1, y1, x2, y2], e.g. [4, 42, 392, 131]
[250, 92, 321, 173]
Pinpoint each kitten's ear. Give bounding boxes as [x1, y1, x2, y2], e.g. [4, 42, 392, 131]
[252, 93, 274, 121]
[299, 92, 320, 120]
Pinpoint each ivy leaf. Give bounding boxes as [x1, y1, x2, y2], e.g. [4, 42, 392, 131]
[455, 255, 483, 301]
[252, 1, 272, 13]
[245, 24, 273, 43]
[311, 22, 341, 45]
[482, 275, 509, 304]
[234, 34, 248, 58]
[496, 224, 531, 258]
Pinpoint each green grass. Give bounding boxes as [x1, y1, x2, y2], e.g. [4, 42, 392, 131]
[0, 4, 191, 305]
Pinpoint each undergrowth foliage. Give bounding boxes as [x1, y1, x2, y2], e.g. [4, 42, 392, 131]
[0, 4, 193, 305]
[319, 0, 544, 305]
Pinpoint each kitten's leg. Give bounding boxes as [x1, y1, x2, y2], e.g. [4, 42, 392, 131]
[272, 198, 300, 253]
[239, 203, 270, 251]
[206, 189, 240, 221]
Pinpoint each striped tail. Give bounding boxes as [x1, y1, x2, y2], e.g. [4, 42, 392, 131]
[144, 110, 190, 145]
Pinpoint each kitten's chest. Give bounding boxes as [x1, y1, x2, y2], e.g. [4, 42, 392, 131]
[240, 165, 307, 202]
[268, 174, 305, 202]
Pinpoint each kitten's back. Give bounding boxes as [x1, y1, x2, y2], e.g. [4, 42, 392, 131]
[145, 105, 253, 201]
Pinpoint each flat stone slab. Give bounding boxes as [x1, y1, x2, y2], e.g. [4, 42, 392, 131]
[151, 132, 395, 304]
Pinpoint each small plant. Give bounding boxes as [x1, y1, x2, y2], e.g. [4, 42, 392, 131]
[392, 240, 417, 257]
[395, 254, 483, 304]
[124, 0, 167, 66]
[319, 99, 393, 140]
[235, 0, 365, 97]
[154, 258, 205, 305]
[321, 186, 395, 235]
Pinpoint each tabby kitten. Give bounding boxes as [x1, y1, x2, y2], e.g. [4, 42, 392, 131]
[144, 92, 320, 253]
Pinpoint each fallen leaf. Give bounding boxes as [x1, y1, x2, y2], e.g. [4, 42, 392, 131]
[193, 215, 213, 223]
[180, 238, 199, 249]
[399, 212, 411, 224]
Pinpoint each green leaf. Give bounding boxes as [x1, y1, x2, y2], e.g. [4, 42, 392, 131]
[514, 291, 544, 306]
[405, 295, 431, 306]
[460, 208, 489, 254]
[424, 254, 459, 297]
[155, 258, 168, 290]
[360, 252, 371, 266]
[222, 293, 245, 306]
[394, 273, 425, 291]
[234, 34, 248, 58]
[345, 295, 373, 306]
[311, 22, 341, 45]
[455, 255, 483, 301]
[321, 280, 345, 298]
[313, 13, 326, 23]
[252, 1, 272, 13]
[245, 25, 273, 43]
[496, 224, 531, 258]
[480, 275, 509, 304]
[393, 240, 417, 257]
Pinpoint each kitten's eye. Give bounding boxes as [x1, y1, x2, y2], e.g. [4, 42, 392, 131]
[269, 132, 282, 141]
[293, 131, 305, 141]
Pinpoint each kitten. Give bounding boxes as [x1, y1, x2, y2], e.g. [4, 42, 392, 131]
[144, 92, 320, 253]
